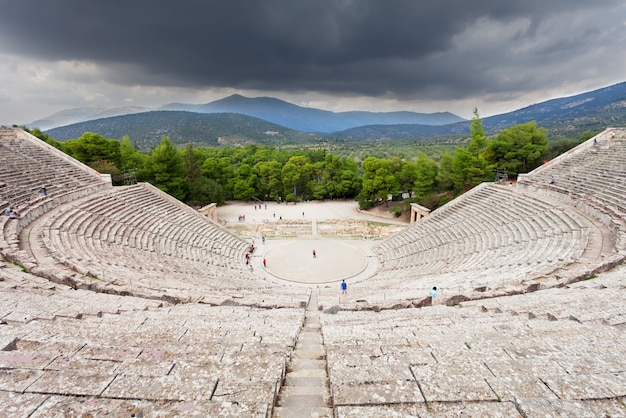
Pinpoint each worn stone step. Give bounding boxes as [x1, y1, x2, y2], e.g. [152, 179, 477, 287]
[285, 368, 327, 378]
[297, 332, 322, 345]
[273, 406, 333, 418]
[283, 375, 328, 387]
[279, 386, 329, 398]
[292, 349, 325, 360]
[289, 359, 326, 372]
[276, 386, 330, 408]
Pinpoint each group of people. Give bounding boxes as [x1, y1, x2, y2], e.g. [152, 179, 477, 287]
[5, 206, 19, 219]
[253, 202, 267, 210]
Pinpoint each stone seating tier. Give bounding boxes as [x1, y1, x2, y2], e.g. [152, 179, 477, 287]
[321, 270, 626, 416]
[35, 183, 309, 306]
[2, 126, 626, 416]
[518, 128, 626, 249]
[367, 183, 590, 296]
[0, 136, 106, 212]
[0, 260, 305, 416]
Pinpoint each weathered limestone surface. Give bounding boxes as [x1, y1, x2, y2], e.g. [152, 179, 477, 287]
[0, 263, 304, 416]
[2, 128, 626, 416]
[322, 272, 626, 416]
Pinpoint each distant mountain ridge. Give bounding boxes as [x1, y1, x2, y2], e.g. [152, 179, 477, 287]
[160, 94, 464, 132]
[45, 111, 320, 150]
[335, 82, 626, 139]
[42, 81, 626, 147]
[31, 95, 464, 132]
[30, 106, 149, 131]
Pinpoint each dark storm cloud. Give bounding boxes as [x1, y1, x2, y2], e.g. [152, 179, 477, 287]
[0, 0, 623, 101]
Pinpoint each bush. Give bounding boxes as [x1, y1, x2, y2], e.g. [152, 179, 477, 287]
[356, 192, 374, 210]
[389, 206, 403, 217]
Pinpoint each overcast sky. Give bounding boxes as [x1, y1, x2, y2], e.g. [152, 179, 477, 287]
[0, 0, 625, 125]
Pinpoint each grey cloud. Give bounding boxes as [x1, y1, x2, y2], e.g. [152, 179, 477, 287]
[0, 0, 624, 102]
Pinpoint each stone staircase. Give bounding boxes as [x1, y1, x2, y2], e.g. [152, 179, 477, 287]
[273, 292, 333, 417]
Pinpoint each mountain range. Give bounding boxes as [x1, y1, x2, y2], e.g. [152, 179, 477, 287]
[45, 111, 319, 151]
[159, 94, 464, 133]
[42, 81, 626, 147]
[32, 95, 463, 133]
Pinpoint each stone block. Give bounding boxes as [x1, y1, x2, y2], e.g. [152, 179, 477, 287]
[212, 378, 279, 404]
[45, 356, 121, 375]
[333, 379, 424, 405]
[0, 351, 57, 370]
[541, 373, 624, 400]
[415, 373, 498, 402]
[427, 401, 523, 417]
[74, 345, 142, 362]
[0, 368, 43, 392]
[336, 404, 425, 418]
[102, 374, 217, 401]
[515, 398, 626, 418]
[486, 376, 557, 402]
[27, 370, 116, 397]
[0, 391, 50, 417]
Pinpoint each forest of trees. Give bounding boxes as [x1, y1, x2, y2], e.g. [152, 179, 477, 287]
[24, 111, 592, 213]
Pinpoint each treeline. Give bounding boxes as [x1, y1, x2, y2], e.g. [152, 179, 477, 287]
[22, 112, 593, 211]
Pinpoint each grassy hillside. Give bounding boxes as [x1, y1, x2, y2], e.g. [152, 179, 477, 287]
[46, 111, 324, 150]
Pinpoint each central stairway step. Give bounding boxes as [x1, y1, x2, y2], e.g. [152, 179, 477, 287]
[273, 406, 333, 418]
[273, 292, 333, 417]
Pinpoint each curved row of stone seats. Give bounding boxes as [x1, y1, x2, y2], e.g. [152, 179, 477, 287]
[518, 127, 626, 251]
[322, 268, 626, 416]
[0, 128, 109, 210]
[366, 183, 590, 296]
[460, 263, 626, 326]
[0, 261, 305, 416]
[0, 128, 111, 258]
[36, 182, 309, 306]
[0, 260, 167, 327]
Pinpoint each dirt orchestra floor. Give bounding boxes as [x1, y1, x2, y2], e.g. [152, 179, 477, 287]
[217, 200, 408, 285]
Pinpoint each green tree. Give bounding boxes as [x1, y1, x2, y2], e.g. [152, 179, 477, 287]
[229, 163, 258, 201]
[447, 109, 491, 190]
[336, 169, 362, 198]
[436, 151, 455, 191]
[360, 157, 399, 205]
[413, 154, 439, 200]
[468, 107, 487, 155]
[542, 138, 578, 161]
[64, 132, 121, 168]
[119, 135, 147, 174]
[145, 136, 186, 200]
[187, 176, 225, 206]
[397, 160, 418, 197]
[451, 147, 489, 190]
[282, 155, 311, 202]
[202, 156, 235, 197]
[90, 159, 120, 177]
[22, 126, 64, 150]
[255, 160, 283, 201]
[579, 130, 600, 142]
[183, 143, 202, 183]
[485, 121, 548, 176]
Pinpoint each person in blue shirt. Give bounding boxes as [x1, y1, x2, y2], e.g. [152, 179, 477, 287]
[429, 286, 437, 299]
[341, 280, 347, 294]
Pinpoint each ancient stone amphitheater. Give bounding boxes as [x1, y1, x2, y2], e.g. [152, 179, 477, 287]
[1, 127, 625, 417]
